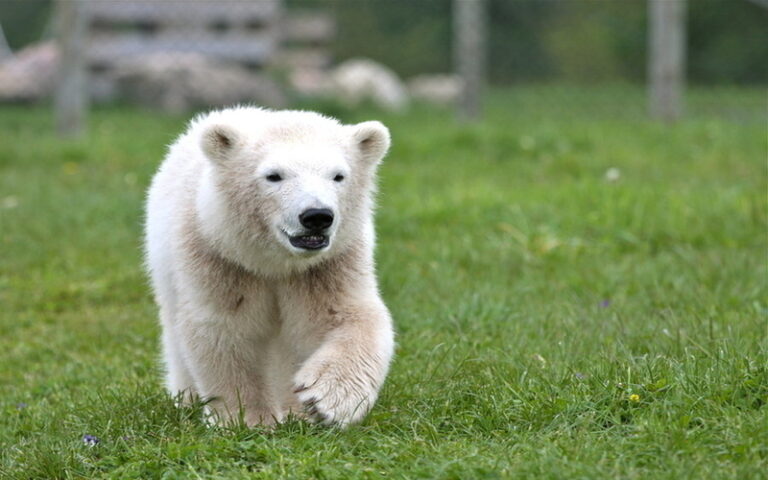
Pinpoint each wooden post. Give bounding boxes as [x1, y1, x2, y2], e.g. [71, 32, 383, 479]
[648, 0, 686, 122]
[54, 0, 89, 137]
[454, 0, 486, 122]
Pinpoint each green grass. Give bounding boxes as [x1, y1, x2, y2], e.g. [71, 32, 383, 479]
[1, 86, 766, 479]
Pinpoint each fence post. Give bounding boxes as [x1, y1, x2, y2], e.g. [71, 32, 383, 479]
[54, 0, 89, 137]
[648, 0, 686, 122]
[454, 0, 486, 122]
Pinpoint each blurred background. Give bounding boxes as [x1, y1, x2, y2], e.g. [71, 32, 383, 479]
[0, 0, 765, 132]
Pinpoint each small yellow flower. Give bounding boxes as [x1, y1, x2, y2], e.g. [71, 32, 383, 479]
[63, 162, 79, 175]
[629, 394, 640, 403]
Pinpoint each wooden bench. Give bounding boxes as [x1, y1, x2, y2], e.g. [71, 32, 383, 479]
[85, 1, 335, 70]
[87, 0, 282, 69]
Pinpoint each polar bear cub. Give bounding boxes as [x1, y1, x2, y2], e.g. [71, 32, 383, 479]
[144, 107, 394, 427]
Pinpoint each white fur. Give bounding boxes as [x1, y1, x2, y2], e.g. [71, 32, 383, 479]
[144, 106, 394, 427]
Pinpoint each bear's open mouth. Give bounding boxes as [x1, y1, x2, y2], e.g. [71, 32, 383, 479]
[288, 233, 329, 250]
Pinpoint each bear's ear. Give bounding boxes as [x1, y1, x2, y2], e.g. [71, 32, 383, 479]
[201, 124, 242, 164]
[350, 121, 391, 165]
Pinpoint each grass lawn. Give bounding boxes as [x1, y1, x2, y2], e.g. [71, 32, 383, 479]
[0, 86, 766, 479]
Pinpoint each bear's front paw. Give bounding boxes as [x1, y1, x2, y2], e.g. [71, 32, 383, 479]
[293, 365, 378, 427]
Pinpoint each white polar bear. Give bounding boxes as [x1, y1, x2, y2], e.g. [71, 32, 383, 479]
[144, 106, 394, 427]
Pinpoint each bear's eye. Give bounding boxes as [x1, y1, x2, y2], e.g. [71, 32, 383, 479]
[265, 173, 283, 182]
[333, 174, 345, 182]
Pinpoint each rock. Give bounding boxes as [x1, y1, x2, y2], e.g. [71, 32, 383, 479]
[0, 42, 59, 102]
[111, 53, 286, 113]
[288, 67, 334, 97]
[407, 74, 463, 105]
[330, 58, 409, 112]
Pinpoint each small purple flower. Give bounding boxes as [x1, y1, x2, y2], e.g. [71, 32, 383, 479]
[574, 372, 587, 380]
[82, 434, 100, 447]
[16, 402, 27, 410]
[599, 299, 611, 308]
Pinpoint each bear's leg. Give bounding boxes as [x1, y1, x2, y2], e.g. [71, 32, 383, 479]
[291, 300, 394, 427]
[161, 322, 197, 405]
[265, 337, 308, 421]
[177, 321, 276, 427]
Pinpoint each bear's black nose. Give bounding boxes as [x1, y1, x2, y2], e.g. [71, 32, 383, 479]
[299, 208, 334, 230]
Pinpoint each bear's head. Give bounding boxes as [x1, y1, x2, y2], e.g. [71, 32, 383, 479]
[194, 108, 390, 276]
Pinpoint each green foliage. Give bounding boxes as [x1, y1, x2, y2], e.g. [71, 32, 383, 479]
[0, 0, 52, 50]
[0, 86, 766, 478]
[288, 0, 768, 85]
[304, 0, 453, 78]
[688, 0, 768, 84]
